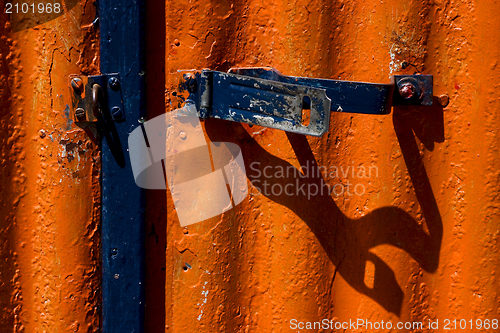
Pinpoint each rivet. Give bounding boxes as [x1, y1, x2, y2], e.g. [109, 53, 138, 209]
[179, 131, 187, 140]
[438, 94, 449, 107]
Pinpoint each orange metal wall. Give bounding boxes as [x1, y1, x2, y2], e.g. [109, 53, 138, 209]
[1, 0, 499, 332]
[0, 1, 100, 332]
[161, 0, 500, 332]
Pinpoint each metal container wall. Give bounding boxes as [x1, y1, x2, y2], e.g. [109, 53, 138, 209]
[0, 2, 100, 332]
[159, 0, 500, 332]
[1, 0, 499, 332]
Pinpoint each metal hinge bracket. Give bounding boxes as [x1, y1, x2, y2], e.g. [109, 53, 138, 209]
[69, 74, 125, 130]
[174, 67, 433, 137]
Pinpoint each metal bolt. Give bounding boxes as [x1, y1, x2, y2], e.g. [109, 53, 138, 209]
[185, 74, 197, 93]
[111, 106, 124, 120]
[438, 94, 449, 107]
[399, 83, 417, 100]
[108, 77, 120, 90]
[71, 78, 83, 93]
[75, 108, 86, 121]
[179, 131, 187, 140]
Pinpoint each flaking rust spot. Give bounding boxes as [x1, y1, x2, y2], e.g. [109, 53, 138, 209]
[59, 139, 86, 162]
[57, 137, 88, 180]
[63, 104, 73, 130]
[387, 29, 426, 74]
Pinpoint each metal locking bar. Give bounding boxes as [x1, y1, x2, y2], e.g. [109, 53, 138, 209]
[175, 67, 433, 137]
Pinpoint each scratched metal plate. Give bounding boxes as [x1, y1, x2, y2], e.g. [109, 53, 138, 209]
[211, 71, 331, 136]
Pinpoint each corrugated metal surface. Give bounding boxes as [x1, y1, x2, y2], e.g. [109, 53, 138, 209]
[160, 0, 500, 332]
[1, 0, 499, 332]
[0, 2, 100, 332]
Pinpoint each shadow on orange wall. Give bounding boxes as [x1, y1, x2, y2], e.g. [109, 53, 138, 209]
[202, 99, 444, 315]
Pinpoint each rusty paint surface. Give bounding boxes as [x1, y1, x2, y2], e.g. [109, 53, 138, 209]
[0, 1, 100, 332]
[157, 0, 500, 332]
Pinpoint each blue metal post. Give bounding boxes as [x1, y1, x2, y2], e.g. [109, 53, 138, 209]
[99, 1, 146, 332]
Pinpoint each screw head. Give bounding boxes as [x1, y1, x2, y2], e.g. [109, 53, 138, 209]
[71, 78, 83, 93]
[111, 106, 123, 120]
[75, 107, 86, 121]
[108, 77, 120, 90]
[399, 83, 417, 99]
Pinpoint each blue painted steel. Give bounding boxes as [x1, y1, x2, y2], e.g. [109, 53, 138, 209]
[99, 0, 146, 332]
[180, 67, 398, 137]
[180, 68, 433, 137]
[179, 69, 332, 136]
[229, 67, 394, 115]
[211, 71, 331, 136]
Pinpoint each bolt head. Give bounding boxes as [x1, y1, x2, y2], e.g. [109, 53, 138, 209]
[108, 77, 120, 90]
[111, 106, 123, 120]
[75, 107, 86, 120]
[71, 78, 83, 93]
[399, 83, 417, 100]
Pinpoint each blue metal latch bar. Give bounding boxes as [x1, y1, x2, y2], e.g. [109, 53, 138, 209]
[176, 67, 433, 137]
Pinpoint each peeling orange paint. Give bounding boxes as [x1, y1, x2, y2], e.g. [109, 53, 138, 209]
[0, 1, 100, 332]
[155, 0, 500, 332]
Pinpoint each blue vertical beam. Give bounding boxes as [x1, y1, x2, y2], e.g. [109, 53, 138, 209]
[99, 1, 146, 332]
